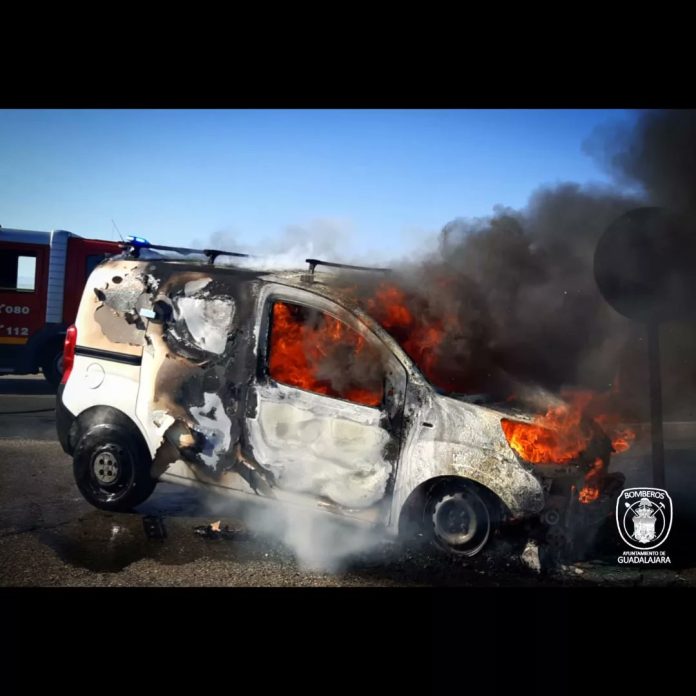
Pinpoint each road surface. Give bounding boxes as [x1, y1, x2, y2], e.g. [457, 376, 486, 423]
[1, 375, 695, 586]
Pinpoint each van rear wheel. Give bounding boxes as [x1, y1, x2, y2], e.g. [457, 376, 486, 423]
[73, 427, 157, 511]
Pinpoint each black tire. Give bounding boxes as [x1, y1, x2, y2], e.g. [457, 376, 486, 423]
[41, 341, 64, 389]
[73, 425, 157, 511]
[424, 480, 493, 558]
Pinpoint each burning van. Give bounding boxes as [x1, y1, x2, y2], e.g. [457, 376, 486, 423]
[56, 240, 626, 558]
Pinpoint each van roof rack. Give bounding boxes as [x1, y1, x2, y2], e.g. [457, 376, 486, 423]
[305, 258, 391, 279]
[123, 236, 250, 264]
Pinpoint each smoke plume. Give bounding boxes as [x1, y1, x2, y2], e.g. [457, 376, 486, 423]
[200, 110, 696, 415]
[338, 110, 696, 418]
[351, 184, 641, 398]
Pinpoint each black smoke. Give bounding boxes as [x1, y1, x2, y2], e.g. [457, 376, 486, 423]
[200, 110, 696, 419]
[586, 110, 696, 217]
[346, 110, 696, 418]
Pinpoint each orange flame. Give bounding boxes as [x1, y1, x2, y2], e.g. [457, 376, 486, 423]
[502, 389, 635, 465]
[501, 390, 635, 504]
[268, 301, 382, 407]
[501, 408, 593, 465]
[366, 283, 449, 387]
[578, 459, 604, 503]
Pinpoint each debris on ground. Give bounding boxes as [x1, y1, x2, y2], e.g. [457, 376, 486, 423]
[193, 521, 238, 540]
[520, 539, 541, 574]
[143, 515, 167, 540]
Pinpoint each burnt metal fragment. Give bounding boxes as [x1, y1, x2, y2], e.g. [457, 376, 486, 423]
[143, 515, 167, 540]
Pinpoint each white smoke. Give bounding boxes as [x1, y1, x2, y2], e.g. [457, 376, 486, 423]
[198, 489, 386, 573]
[194, 218, 356, 271]
[243, 504, 386, 573]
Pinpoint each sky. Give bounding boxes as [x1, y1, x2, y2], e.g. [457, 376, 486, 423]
[0, 109, 635, 262]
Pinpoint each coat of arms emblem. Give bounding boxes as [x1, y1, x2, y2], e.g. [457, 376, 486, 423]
[632, 497, 657, 543]
[616, 488, 673, 550]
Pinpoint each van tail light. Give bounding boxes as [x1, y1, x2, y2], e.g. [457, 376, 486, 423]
[61, 325, 77, 385]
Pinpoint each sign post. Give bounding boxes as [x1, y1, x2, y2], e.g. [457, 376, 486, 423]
[647, 321, 665, 488]
[594, 207, 695, 488]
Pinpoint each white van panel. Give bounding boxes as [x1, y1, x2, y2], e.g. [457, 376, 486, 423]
[62, 354, 145, 439]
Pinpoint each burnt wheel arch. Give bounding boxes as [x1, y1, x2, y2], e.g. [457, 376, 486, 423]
[66, 405, 148, 457]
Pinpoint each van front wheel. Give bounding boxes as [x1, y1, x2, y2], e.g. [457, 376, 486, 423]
[73, 427, 156, 511]
[425, 480, 492, 557]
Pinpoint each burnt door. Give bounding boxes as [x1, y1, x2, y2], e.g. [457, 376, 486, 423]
[245, 290, 406, 510]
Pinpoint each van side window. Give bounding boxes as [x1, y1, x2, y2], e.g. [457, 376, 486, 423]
[0, 253, 36, 292]
[268, 300, 385, 408]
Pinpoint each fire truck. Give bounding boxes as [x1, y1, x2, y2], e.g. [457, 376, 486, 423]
[0, 227, 122, 386]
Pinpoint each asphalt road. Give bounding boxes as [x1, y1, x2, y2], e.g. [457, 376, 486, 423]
[1, 375, 695, 587]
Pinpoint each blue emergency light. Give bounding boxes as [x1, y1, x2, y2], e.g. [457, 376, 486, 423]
[127, 235, 150, 247]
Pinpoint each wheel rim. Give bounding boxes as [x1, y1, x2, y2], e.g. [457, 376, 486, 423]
[86, 445, 134, 503]
[54, 352, 64, 377]
[430, 487, 491, 556]
[93, 451, 120, 484]
[433, 493, 478, 546]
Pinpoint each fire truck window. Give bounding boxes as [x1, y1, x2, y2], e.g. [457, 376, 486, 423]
[268, 300, 385, 408]
[0, 253, 36, 292]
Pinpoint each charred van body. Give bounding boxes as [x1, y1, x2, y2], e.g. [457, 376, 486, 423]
[56, 248, 624, 558]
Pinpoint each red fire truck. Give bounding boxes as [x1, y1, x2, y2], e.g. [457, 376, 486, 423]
[0, 227, 122, 386]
